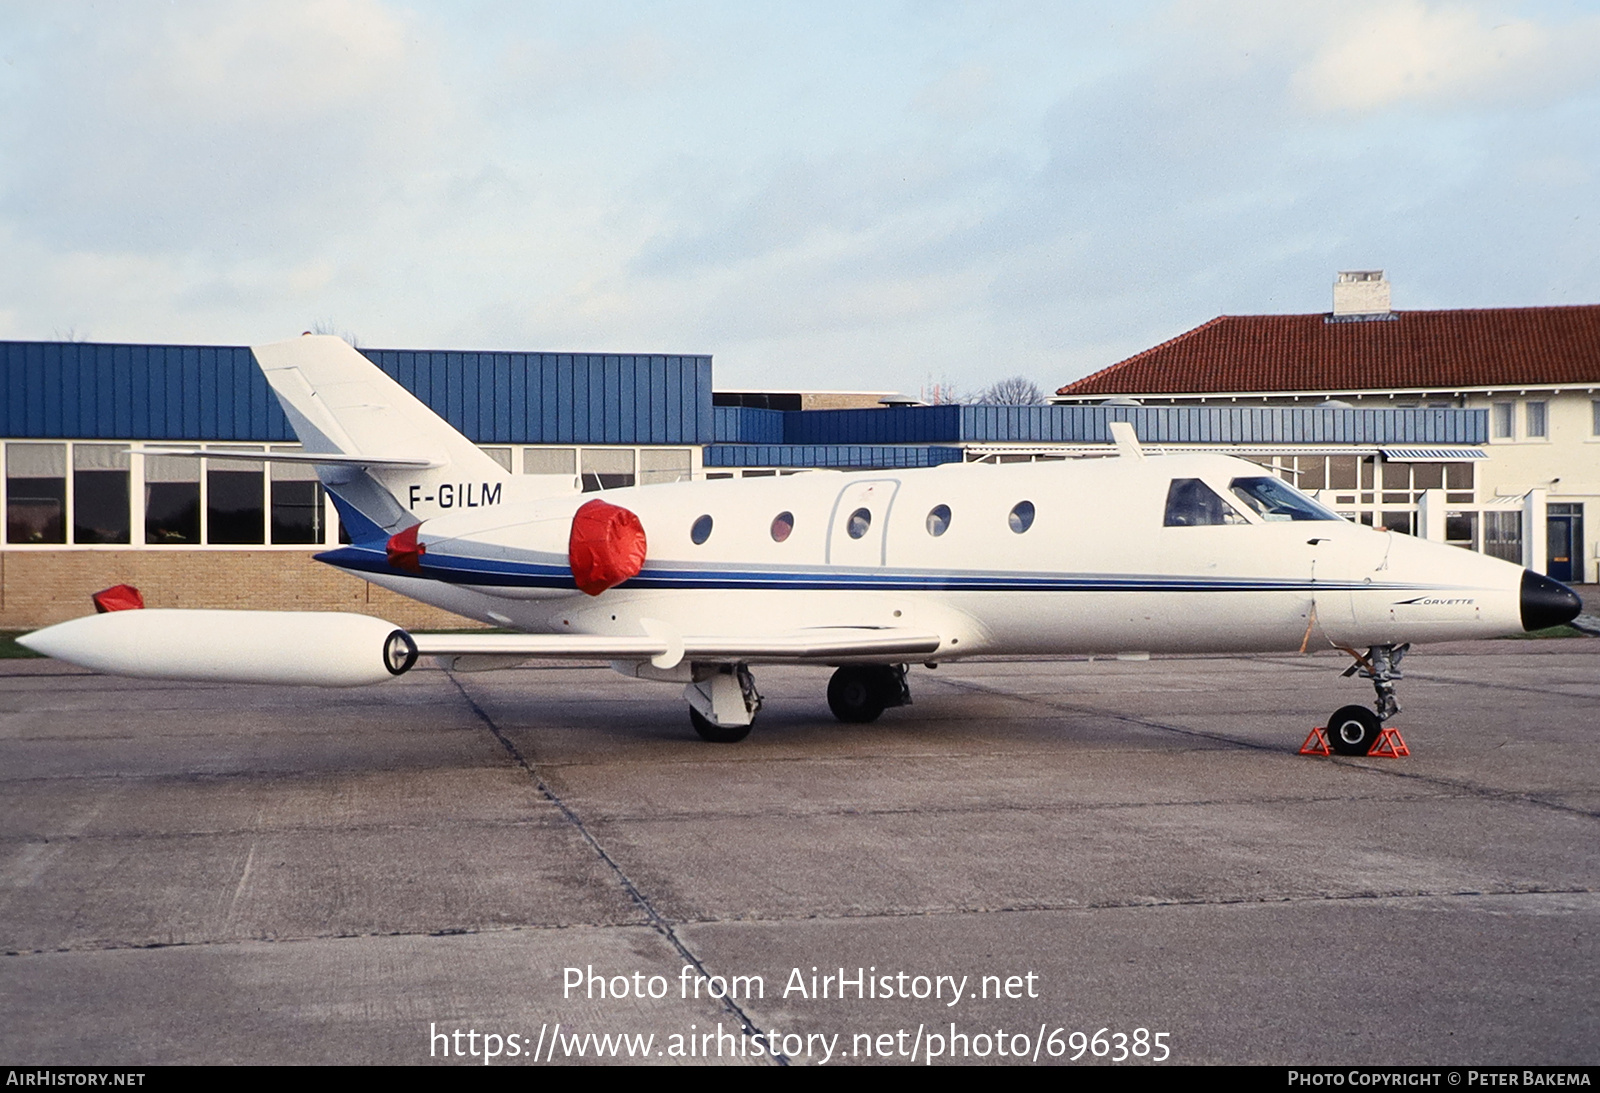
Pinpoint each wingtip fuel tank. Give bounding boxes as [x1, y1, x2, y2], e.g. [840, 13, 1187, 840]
[19, 610, 418, 687]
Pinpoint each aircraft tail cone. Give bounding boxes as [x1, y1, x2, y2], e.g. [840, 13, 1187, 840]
[1520, 570, 1582, 631]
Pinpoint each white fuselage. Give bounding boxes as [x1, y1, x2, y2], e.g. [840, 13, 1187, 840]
[345, 453, 1528, 661]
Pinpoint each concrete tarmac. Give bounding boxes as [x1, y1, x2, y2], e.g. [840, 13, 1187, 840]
[2, 641, 1596, 1066]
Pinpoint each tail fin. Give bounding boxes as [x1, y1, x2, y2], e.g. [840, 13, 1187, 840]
[252, 335, 511, 537]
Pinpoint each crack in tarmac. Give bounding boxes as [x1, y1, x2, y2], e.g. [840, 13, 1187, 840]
[442, 669, 789, 1066]
[6, 885, 1591, 958]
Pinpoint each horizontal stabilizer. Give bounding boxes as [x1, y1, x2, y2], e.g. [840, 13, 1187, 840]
[139, 447, 437, 469]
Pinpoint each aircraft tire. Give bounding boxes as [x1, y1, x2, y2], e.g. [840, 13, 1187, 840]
[1327, 705, 1381, 756]
[689, 706, 752, 743]
[828, 666, 887, 723]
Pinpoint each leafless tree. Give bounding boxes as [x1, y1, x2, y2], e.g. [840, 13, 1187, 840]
[310, 320, 363, 349]
[979, 376, 1047, 405]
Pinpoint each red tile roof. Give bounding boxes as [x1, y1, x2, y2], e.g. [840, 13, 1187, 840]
[1056, 306, 1600, 397]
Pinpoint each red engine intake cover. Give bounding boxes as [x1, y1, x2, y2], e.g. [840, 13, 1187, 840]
[386, 524, 427, 572]
[92, 584, 145, 613]
[568, 499, 647, 596]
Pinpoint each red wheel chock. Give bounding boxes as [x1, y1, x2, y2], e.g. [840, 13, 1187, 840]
[1300, 725, 1410, 758]
[1299, 727, 1332, 756]
[1368, 727, 1410, 758]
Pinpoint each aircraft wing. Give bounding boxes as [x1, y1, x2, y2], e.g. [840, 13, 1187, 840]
[412, 627, 943, 666]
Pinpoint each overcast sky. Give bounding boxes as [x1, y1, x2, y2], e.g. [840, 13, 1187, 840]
[2, 1, 1597, 395]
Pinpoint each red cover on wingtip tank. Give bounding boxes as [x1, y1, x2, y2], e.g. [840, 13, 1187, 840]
[92, 584, 145, 613]
[569, 499, 647, 596]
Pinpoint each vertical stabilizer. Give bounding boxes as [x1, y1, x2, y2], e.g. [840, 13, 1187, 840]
[252, 335, 512, 536]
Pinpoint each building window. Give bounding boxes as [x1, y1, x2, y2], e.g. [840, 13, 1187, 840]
[1446, 511, 1479, 550]
[581, 448, 635, 492]
[1492, 402, 1515, 439]
[639, 448, 692, 485]
[205, 450, 265, 544]
[270, 455, 325, 544]
[73, 444, 130, 544]
[5, 442, 67, 544]
[1484, 511, 1522, 563]
[524, 447, 577, 476]
[1526, 401, 1547, 439]
[145, 455, 201, 544]
[480, 447, 512, 471]
[1592, 400, 1600, 437]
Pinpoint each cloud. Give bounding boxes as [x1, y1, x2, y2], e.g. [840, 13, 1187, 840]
[1289, 2, 1600, 114]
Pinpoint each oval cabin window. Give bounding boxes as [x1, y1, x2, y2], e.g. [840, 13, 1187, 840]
[926, 504, 951, 537]
[1009, 500, 1035, 534]
[771, 511, 794, 542]
[847, 508, 872, 539]
[690, 514, 713, 544]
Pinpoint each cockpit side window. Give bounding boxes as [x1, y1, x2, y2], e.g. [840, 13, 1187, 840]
[1164, 478, 1248, 527]
[1228, 476, 1340, 522]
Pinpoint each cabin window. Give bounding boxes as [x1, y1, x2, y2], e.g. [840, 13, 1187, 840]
[1228, 476, 1340, 522]
[690, 514, 713, 545]
[73, 444, 130, 544]
[847, 508, 872, 539]
[771, 511, 794, 542]
[1008, 500, 1035, 534]
[1164, 479, 1246, 527]
[926, 504, 951, 537]
[5, 443, 67, 544]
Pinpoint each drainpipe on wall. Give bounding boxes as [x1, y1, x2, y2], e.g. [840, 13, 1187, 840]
[1522, 488, 1548, 575]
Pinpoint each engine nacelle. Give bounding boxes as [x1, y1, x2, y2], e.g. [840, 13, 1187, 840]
[19, 610, 418, 687]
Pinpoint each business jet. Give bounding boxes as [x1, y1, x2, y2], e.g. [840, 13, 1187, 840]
[21, 336, 1582, 753]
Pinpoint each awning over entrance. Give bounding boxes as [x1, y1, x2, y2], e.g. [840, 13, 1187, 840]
[1379, 447, 1488, 462]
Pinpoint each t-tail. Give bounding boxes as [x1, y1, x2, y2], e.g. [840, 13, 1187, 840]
[252, 335, 519, 539]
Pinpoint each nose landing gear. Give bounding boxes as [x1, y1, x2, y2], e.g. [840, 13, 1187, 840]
[1326, 643, 1408, 756]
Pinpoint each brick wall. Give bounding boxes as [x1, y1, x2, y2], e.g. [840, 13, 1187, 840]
[0, 550, 489, 631]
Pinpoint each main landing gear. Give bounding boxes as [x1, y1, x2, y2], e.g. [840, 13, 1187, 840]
[827, 665, 911, 723]
[1326, 643, 1408, 756]
[686, 664, 762, 743]
[683, 663, 914, 741]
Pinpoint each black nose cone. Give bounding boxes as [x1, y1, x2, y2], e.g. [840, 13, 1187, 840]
[1521, 570, 1582, 631]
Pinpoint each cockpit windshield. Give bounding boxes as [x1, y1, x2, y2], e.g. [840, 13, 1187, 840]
[1228, 476, 1341, 522]
[1164, 479, 1248, 526]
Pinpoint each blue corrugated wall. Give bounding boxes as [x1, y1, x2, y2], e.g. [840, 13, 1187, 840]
[0, 341, 715, 444]
[715, 402, 1488, 446]
[3, 339, 1489, 450]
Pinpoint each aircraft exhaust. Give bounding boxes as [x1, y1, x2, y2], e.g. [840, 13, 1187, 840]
[18, 610, 417, 687]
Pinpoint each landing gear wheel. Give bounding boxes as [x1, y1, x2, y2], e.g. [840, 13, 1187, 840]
[827, 666, 889, 723]
[1327, 705, 1382, 756]
[689, 706, 752, 743]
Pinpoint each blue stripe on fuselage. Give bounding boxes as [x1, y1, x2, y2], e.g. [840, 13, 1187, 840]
[313, 544, 1431, 594]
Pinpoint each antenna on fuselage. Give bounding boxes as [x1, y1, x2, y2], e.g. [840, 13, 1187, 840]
[1108, 421, 1146, 461]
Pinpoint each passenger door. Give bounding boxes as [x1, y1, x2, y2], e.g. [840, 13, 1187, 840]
[827, 479, 900, 567]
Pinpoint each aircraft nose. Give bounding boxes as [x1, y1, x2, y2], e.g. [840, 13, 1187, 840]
[1520, 570, 1582, 631]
